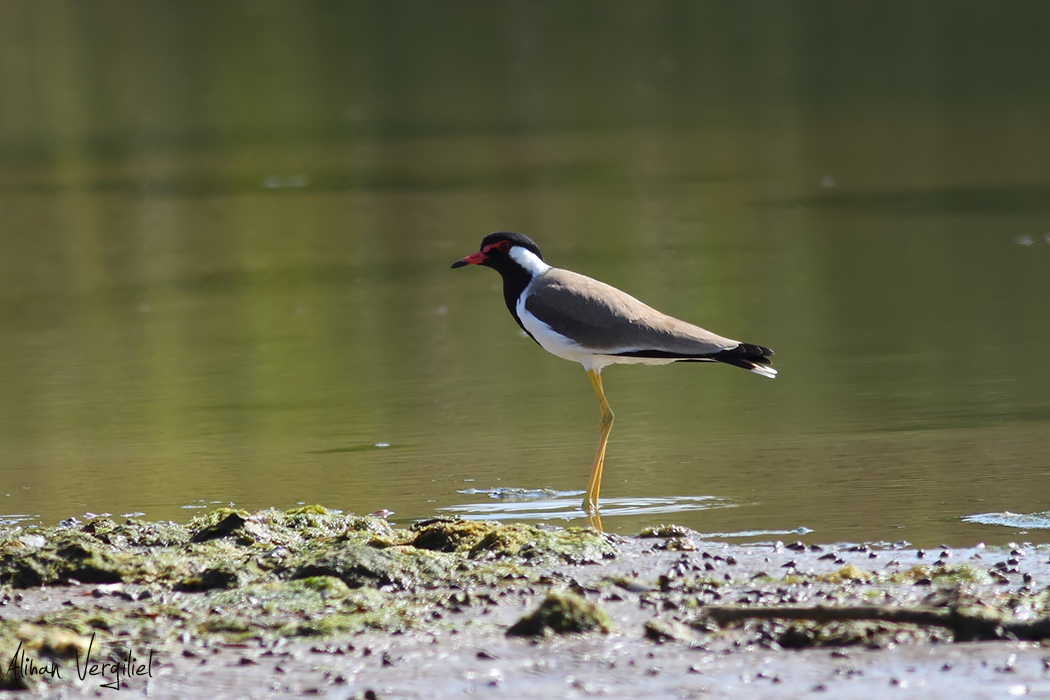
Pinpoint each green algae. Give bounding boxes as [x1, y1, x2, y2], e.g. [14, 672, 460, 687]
[0, 535, 125, 588]
[293, 542, 458, 590]
[191, 576, 398, 639]
[887, 564, 992, 585]
[0, 507, 409, 590]
[83, 517, 192, 547]
[781, 563, 993, 588]
[819, 564, 872, 584]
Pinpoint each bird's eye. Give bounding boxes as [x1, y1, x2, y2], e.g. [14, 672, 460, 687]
[497, 242, 511, 253]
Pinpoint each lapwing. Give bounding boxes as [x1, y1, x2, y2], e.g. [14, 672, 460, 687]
[452, 231, 777, 517]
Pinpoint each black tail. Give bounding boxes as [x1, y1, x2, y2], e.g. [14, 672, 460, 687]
[712, 343, 776, 375]
[612, 342, 777, 377]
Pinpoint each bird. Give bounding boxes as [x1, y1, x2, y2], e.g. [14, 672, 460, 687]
[452, 231, 776, 517]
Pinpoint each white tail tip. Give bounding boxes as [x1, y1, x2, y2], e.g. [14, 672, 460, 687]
[750, 365, 778, 379]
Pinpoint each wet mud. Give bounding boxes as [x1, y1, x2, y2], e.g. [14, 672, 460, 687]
[2, 507, 1049, 698]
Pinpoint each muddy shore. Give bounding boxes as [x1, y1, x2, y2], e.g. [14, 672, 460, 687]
[1, 507, 1048, 698]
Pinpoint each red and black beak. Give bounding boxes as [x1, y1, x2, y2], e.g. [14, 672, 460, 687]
[451, 250, 487, 269]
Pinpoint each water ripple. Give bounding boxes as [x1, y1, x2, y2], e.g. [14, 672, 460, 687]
[443, 490, 731, 521]
[963, 511, 1050, 529]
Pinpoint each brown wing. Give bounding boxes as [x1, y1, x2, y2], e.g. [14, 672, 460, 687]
[523, 268, 739, 356]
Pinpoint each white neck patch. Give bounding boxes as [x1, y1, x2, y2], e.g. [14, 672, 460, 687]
[509, 246, 551, 276]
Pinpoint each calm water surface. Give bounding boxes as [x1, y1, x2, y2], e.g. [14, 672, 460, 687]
[2, 2, 1049, 546]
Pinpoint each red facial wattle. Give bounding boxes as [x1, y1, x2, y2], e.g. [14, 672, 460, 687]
[451, 250, 489, 268]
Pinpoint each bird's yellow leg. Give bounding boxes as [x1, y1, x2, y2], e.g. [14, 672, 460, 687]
[583, 368, 614, 515]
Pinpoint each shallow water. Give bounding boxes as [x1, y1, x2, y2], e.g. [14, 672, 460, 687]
[1, 2, 1049, 546]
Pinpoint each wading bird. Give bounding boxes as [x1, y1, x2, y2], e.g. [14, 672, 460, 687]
[452, 232, 776, 519]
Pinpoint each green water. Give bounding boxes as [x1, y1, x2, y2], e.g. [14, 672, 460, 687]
[2, 1, 1050, 546]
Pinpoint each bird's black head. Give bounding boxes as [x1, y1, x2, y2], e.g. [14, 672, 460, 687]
[451, 232, 546, 333]
[450, 231, 543, 272]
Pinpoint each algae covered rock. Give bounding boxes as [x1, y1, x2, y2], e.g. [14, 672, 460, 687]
[410, 518, 490, 552]
[638, 524, 694, 538]
[0, 510, 608, 593]
[776, 620, 952, 648]
[192, 576, 401, 638]
[0, 506, 399, 590]
[187, 506, 393, 551]
[0, 506, 623, 650]
[292, 542, 456, 590]
[192, 512, 248, 543]
[82, 517, 191, 547]
[645, 617, 699, 643]
[0, 533, 124, 587]
[411, 518, 615, 564]
[175, 566, 245, 591]
[507, 591, 612, 637]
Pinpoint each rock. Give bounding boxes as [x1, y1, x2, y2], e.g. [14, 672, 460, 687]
[644, 617, 697, 643]
[191, 513, 247, 543]
[506, 591, 611, 637]
[293, 542, 454, 590]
